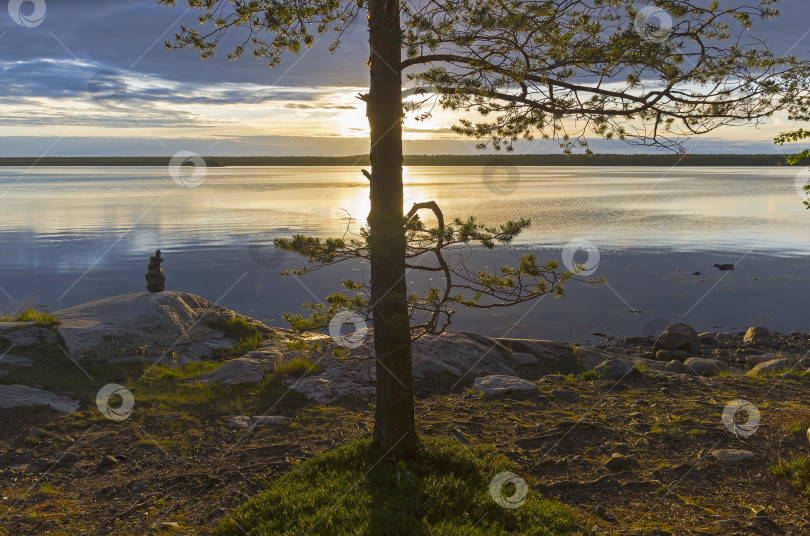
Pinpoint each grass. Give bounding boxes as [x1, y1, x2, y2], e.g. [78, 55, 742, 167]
[273, 356, 325, 377]
[217, 435, 582, 536]
[0, 307, 60, 328]
[205, 316, 263, 356]
[771, 456, 810, 501]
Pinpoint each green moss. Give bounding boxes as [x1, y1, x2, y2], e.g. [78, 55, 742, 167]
[218, 435, 582, 536]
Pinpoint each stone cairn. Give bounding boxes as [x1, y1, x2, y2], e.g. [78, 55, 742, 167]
[145, 250, 166, 292]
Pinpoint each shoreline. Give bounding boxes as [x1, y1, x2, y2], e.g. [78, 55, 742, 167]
[1, 245, 808, 344]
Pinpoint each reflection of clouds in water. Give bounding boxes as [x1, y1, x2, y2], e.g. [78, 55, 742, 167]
[1, 166, 809, 257]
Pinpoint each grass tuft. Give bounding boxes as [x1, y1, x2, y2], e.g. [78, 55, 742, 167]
[771, 456, 810, 501]
[206, 316, 262, 356]
[273, 357, 324, 377]
[217, 435, 582, 535]
[0, 307, 60, 328]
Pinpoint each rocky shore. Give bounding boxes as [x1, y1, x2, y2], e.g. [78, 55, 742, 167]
[0, 292, 807, 412]
[1, 292, 809, 535]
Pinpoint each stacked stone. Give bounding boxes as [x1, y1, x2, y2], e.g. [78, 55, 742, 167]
[145, 250, 166, 292]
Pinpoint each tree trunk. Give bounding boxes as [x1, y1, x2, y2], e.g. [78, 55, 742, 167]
[367, 0, 417, 458]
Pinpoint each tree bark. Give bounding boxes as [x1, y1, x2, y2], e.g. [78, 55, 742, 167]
[367, 0, 417, 458]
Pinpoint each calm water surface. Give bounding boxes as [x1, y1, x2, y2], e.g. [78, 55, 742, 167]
[1, 165, 808, 339]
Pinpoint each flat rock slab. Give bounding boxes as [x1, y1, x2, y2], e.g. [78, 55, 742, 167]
[53, 292, 258, 361]
[226, 415, 289, 429]
[0, 355, 34, 367]
[711, 449, 754, 462]
[198, 357, 273, 385]
[0, 385, 80, 413]
[0, 326, 58, 347]
[473, 375, 539, 397]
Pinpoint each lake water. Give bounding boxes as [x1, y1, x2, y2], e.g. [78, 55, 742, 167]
[2, 165, 809, 341]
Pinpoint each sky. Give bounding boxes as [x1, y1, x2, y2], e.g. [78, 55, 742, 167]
[1, 0, 810, 157]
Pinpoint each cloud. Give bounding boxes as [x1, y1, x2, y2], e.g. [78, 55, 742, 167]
[0, 0, 808, 156]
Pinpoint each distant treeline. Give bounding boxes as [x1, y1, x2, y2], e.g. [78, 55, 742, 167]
[1, 154, 807, 167]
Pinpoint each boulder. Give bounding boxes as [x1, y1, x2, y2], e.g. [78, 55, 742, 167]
[743, 326, 773, 347]
[593, 359, 639, 380]
[746, 354, 777, 368]
[605, 453, 640, 472]
[53, 292, 268, 361]
[655, 349, 689, 361]
[0, 385, 79, 413]
[746, 357, 810, 377]
[665, 360, 695, 375]
[472, 375, 539, 397]
[197, 357, 273, 385]
[653, 323, 701, 356]
[684, 357, 728, 377]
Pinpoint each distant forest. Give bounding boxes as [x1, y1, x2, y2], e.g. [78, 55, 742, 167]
[1, 154, 808, 167]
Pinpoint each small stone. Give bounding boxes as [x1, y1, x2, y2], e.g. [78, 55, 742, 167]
[605, 453, 640, 472]
[56, 452, 78, 464]
[713, 263, 735, 271]
[711, 449, 753, 462]
[656, 349, 689, 361]
[698, 332, 718, 345]
[10, 451, 34, 466]
[473, 375, 539, 397]
[100, 455, 118, 467]
[226, 415, 290, 429]
[550, 389, 580, 400]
